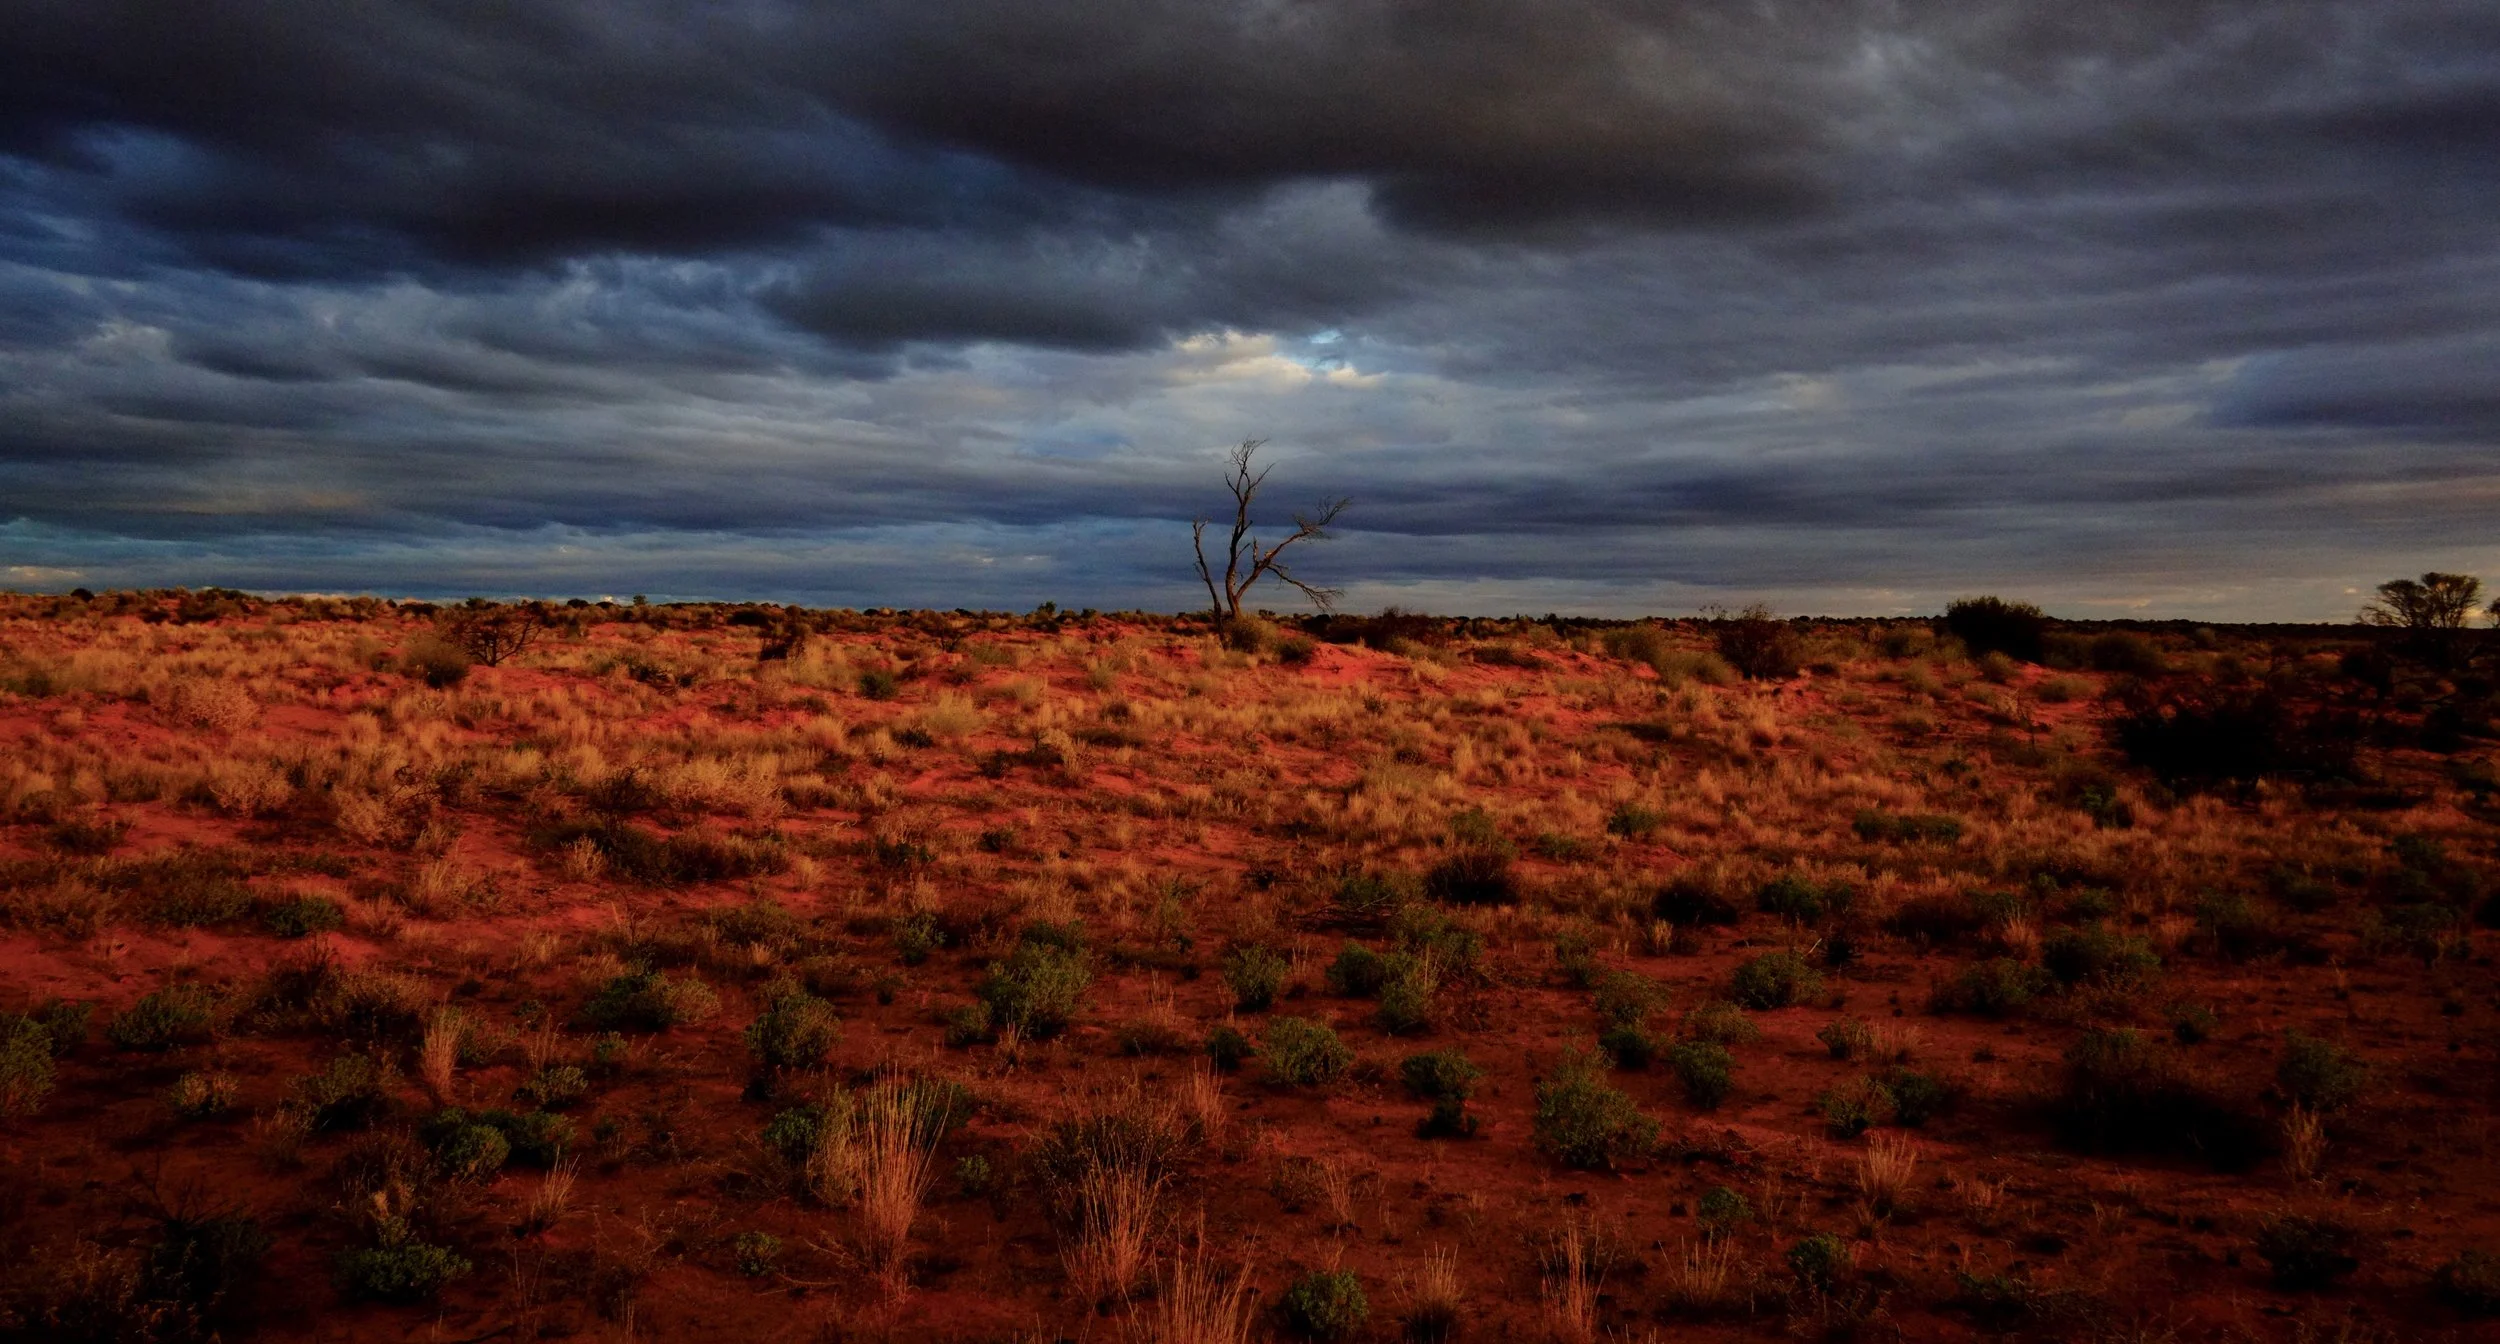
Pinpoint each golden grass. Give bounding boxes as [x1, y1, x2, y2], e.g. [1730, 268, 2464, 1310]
[1134, 1234, 1256, 1344]
[854, 1079, 950, 1271]
[417, 1007, 463, 1103]
[1061, 1161, 1165, 1303]
[1858, 1133, 1921, 1215]
[1539, 1217, 1601, 1344]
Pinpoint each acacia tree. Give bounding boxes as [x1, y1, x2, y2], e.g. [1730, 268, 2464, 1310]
[1192, 439, 1349, 621]
[2359, 572, 2483, 633]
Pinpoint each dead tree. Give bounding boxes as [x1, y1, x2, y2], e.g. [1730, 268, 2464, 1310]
[1192, 439, 1349, 622]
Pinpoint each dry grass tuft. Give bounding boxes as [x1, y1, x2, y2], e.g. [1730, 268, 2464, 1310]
[1134, 1234, 1256, 1344]
[1857, 1133, 1920, 1216]
[1657, 1237, 1738, 1314]
[1063, 1161, 1166, 1303]
[1540, 1216, 1601, 1344]
[2282, 1104, 2327, 1182]
[1400, 1246, 1465, 1343]
[417, 1007, 464, 1102]
[855, 1078, 950, 1272]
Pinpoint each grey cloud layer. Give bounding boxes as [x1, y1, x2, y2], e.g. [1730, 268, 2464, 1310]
[1, 2, 2496, 616]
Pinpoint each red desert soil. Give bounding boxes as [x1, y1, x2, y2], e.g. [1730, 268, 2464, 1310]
[2, 590, 2497, 1342]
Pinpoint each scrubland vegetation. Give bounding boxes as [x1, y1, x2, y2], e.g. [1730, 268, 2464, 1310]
[1, 586, 2497, 1340]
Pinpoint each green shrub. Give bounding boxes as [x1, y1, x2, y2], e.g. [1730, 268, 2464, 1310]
[147, 1209, 269, 1329]
[1880, 1067, 1953, 1127]
[744, 986, 840, 1073]
[1331, 871, 1408, 925]
[1591, 971, 1664, 1029]
[336, 1231, 470, 1302]
[1729, 950, 1821, 1009]
[977, 935, 1092, 1038]
[2276, 1033, 2366, 1114]
[578, 969, 719, 1031]
[1400, 1049, 1482, 1102]
[1852, 811, 1965, 844]
[1264, 1017, 1353, 1086]
[1423, 848, 1516, 906]
[1387, 904, 1483, 980]
[1666, 1040, 1736, 1110]
[1697, 1186, 1752, 1239]
[1930, 958, 2050, 1017]
[940, 1001, 993, 1048]
[1818, 1016, 1874, 1060]
[1222, 944, 1290, 1012]
[2254, 1214, 2360, 1290]
[1374, 959, 1439, 1035]
[1533, 1050, 1658, 1168]
[1597, 1023, 1658, 1069]
[1681, 1000, 1760, 1045]
[1550, 929, 1599, 989]
[167, 1069, 240, 1120]
[762, 1103, 834, 1166]
[401, 636, 472, 689]
[514, 1063, 589, 1111]
[2053, 1029, 2261, 1168]
[108, 982, 219, 1051]
[2168, 1001, 2219, 1045]
[1756, 873, 1851, 924]
[1279, 1268, 1369, 1341]
[1606, 803, 1663, 839]
[1205, 1023, 1256, 1072]
[0, 1016, 55, 1117]
[1787, 1233, 1850, 1290]
[263, 894, 346, 938]
[1325, 942, 1390, 997]
[294, 1052, 393, 1131]
[428, 1115, 511, 1181]
[732, 1230, 782, 1278]
[1818, 1076, 1892, 1137]
[479, 1108, 575, 1167]
[1655, 877, 1742, 927]
[2436, 1249, 2500, 1315]
[1942, 596, 2047, 662]
[2041, 924, 2160, 987]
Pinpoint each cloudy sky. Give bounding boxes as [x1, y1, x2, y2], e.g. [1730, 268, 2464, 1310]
[3, 2, 2495, 618]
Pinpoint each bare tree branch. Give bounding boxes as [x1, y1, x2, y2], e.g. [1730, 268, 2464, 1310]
[1190, 440, 1347, 621]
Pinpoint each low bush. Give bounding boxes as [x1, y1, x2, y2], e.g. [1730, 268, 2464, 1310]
[1942, 597, 2048, 663]
[2053, 1029, 2262, 1169]
[1710, 604, 1801, 680]
[1222, 944, 1289, 1012]
[1930, 958, 2050, 1017]
[1818, 1016, 1874, 1060]
[1666, 1040, 1737, 1109]
[1263, 1017, 1353, 1086]
[1729, 950, 1820, 1009]
[2041, 924, 2161, 987]
[1325, 942, 1390, 997]
[1424, 848, 1516, 905]
[1852, 811, 1964, 844]
[1655, 876, 1742, 927]
[263, 894, 346, 938]
[2108, 681, 2358, 789]
[2254, 1214, 2360, 1290]
[2276, 1033, 2366, 1114]
[1681, 1000, 1760, 1045]
[514, 1063, 589, 1111]
[1535, 1050, 1658, 1167]
[108, 982, 220, 1052]
[977, 929, 1093, 1038]
[744, 984, 840, 1074]
[1279, 1268, 1368, 1341]
[294, 1052, 393, 1131]
[1697, 1186, 1752, 1238]
[167, 1069, 240, 1120]
[0, 1016, 55, 1117]
[579, 968, 719, 1031]
[1205, 1023, 1256, 1072]
[1592, 970, 1664, 1030]
[1756, 873, 1851, 924]
[2436, 1249, 2500, 1315]
[336, 1230, 470, 1303]
[1787, 1233, 1850, 1291]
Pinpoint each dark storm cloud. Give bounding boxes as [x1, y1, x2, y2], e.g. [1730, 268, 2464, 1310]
[1, 1, 2497, 616]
